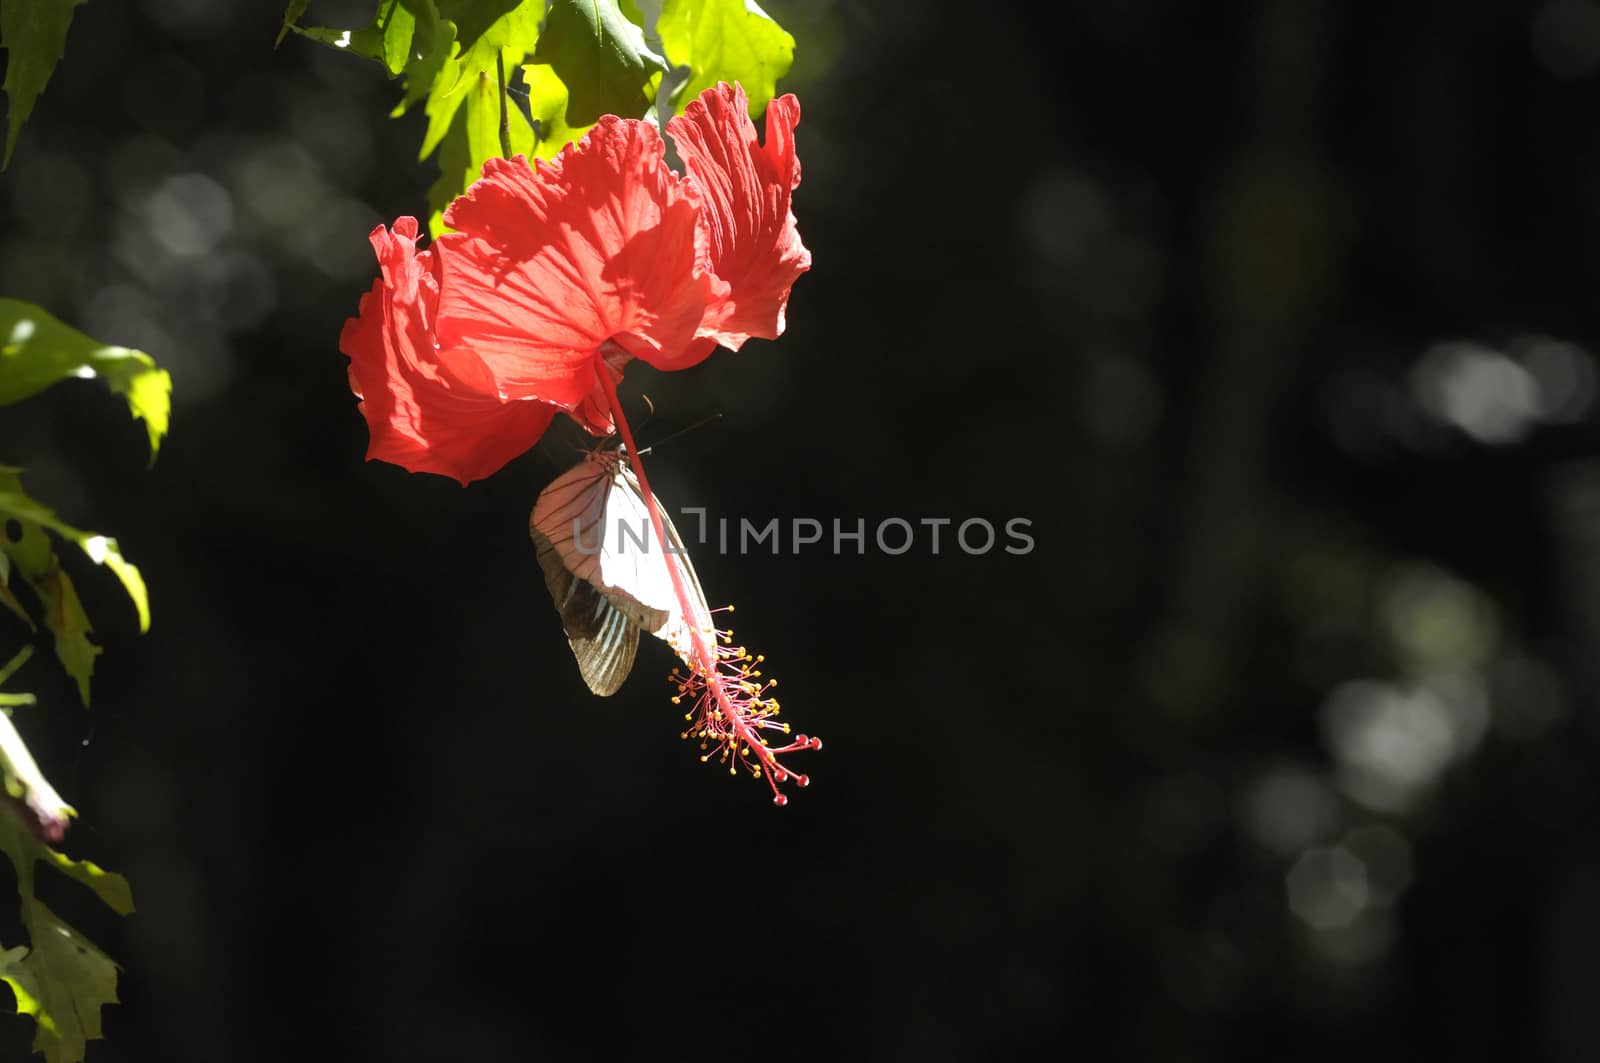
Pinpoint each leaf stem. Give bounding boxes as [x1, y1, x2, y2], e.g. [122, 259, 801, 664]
[496, 53, 513, 161]
[0, 646, 32, 689]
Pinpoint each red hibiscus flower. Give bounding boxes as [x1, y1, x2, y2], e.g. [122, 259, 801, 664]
[670, 82, 810, 350]
[340, 217, 557, 486]
[339, 84, 821, 803]
[340, 82, 810, 484]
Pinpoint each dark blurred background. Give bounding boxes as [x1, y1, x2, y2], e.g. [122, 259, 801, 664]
[3, 0, 1600, 1059]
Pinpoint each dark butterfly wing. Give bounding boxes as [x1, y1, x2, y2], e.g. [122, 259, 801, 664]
[531, 523, 640, 696]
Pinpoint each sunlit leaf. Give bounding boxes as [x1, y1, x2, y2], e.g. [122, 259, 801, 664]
[425, 107, 471, 239]
[38, 850, 132, 917]
[620, 0, 649, 27]
[1, 903, 118, 1063]
[417, 0, 540, 158]
[0, 469, 150, 705]
[0, 299, 171, 460]
[425, 59, 537, 237]
[467, 63, 534, 165]
[656, 0, 793, 117]
[0, 797, 127, 1063]
[394, 0, 455, 114]
[531, 0, 667, 125]
[0, 0, 87, 167]
[418, 1, 540, 235]
[0, 511, 97, 706]
[288, 0, 414, 76]
[521, 63, 594, 158]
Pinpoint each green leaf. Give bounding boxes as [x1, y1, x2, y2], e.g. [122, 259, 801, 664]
[0, 299, 171, 460]
[289, 0, 419, 77]
[423, 70, 535, 237]
[0, 802, 126, 1063]
[1, 902, 119, 1063]
[417, 1, 540, 233]
[0, 511, 97, 706]
[656, 0, 793, 117]
[465, 61, 534, 167]
[521, 63, 594, 158]
[0, 0, 87, 167]
[620, 0, 649, 27]
[38, 850, 132, 917]
[0, 468, 149, 634]
[417, 0, 540, 159]
[425, 107, 471, 239]
[394, 0, 456, 114]
[531, 0, 667, 125]
[435, 0, 524, 52]
[0, 468, 150, 705]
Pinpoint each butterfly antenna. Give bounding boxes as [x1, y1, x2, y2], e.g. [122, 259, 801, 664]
[636, 412, 725, 456]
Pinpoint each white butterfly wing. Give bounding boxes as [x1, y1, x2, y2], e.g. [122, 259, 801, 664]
[598, 462, 714, 660]
[531, 451, 714, 694]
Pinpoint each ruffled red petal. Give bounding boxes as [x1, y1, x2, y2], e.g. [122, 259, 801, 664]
[434, 121, 722, 419]
[668, 82, 811, 353]
[340, 218, 557, 485]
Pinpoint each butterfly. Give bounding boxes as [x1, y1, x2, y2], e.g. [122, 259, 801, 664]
[529, 447, 713, 696]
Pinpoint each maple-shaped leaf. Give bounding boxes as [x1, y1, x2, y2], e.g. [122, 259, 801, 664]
[656, 0, 793, 118]
[0, 904, 119, 1063]
[531, 0, 666, 125]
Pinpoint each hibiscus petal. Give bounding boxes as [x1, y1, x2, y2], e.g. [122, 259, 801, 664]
[668, 82, 811, 353]
[341, 219, 558, 485]
[434, 120, 720, 417]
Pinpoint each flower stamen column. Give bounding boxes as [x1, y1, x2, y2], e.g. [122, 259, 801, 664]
[595, 352, 820, 804]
